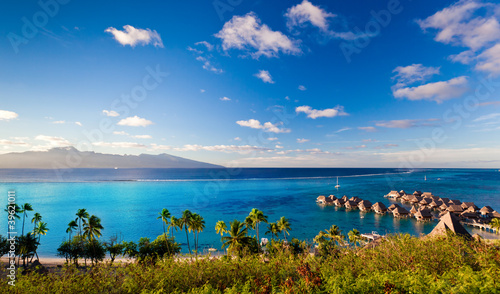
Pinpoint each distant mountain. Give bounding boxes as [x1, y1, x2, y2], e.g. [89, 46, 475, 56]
[0, 147, 223, 169]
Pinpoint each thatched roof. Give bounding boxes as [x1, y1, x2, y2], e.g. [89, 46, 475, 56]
[439, 197, 450, 203]
[428, 212, 471, 238]
[448, 199, 462, 205]
[439, 203, 449, 211]
[480, 206, 494, 214]
[341, 195, 349, 202]
[388, 203, 401, 211]
[429, 200, 443, 208]
[464, 206, 477, 213]
[461, 211, 478, 219]
[358, 200, 372, 208]
[392, 206, 410, 215]
[349, 196, 362, 203]
[345, 200, 358, 208]
[372, 202, 387, 212]
[317, 195, 326, 201]
[333, 199, 345, 206]
[399, 190, 406, 195]
[326, 195, 337, 202]
[491, 211, 500, 218]
[447, 205, 464, 213]
[422, 192, 433, 197]
[387, 190, 399, 196]
[461, 202, 476, 209]
[420, 198, 432, 205]
[415, 208, 433, 219]
[410, 205, 418, 214]
[413, 190, 423, 196]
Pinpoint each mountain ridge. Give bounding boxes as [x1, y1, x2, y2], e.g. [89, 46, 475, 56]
[0, 147, 223, 169]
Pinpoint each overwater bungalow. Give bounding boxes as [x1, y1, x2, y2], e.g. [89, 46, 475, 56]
[428, 200, 443, 209]
[410, 205, 418, 215]
[439, 203, 450, 211]
[422, 192, 433, 197]
[480, 206, 494, 218]
[408, 195, 421, 204]
[392, 206, 410, 218]
[349, 196, 363, 204]
[399, 190, 406, 196]
[325, 195, 337, 204]
[341, 195, 349, 202]
[345, 200, 359, 209]
[413, 191, 423, 196]
[439, 197, 450, 204]
[419, 198, 432, 206]
[316, 195, 326, 204]
[386, 190, 401, 198]
[491, 211, 500, 219]
[461, 202, 477, 210]
[448, 199, 462, 206]
[333, 198, 345, 207]
[388, 203, 401, 212]
[358, 200, 372, 211]
[447, 205, 464, 214]
[372, 202, 388, 214]
[460, 210, 479, 220]
[415, 208, 433, 221]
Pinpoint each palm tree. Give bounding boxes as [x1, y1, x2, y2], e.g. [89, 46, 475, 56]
[31, 212, 42, 232]
[168, 216, 179, 237]
[66, 220, 78, 240]
[277, 217, 291, 241]
[215, 220, 227, 236]
[179, 210, 193, 254]
[221, 220, 251, 256]
[266, 222, 279, 240]
[75, 208, 89, 237]
[20, 203, 33, 236]
[247, 208, 268, 243]
[83, 215, 104, 241]
[32, 222, 48, 261]
[157, 208, 171, 254]
[191, 213, 205, 256]
[325, 225, 344, 245]
[348, 229, 362, 247]
[490, 218, 500, 234]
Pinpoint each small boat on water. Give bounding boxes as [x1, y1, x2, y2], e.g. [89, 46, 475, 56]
[424, 175, 427, 181]
[335, 176, 340, 189]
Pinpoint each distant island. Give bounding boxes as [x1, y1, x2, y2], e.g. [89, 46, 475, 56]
[0, 147, 223, 169]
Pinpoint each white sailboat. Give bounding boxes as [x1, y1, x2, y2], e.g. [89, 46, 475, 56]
[424, 175, 427, 181]
[335, 176, 340, 189]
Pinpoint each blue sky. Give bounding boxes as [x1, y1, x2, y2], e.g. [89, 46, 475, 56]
[1, 0, 500, 167]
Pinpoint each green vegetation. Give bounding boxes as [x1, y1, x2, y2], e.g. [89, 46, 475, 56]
[3, 233, 500, 293]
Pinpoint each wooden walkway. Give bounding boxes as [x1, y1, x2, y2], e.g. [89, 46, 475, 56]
[460, 221, 498, 233]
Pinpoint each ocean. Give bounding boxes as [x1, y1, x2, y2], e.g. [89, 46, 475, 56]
[1, 168, 499, 257]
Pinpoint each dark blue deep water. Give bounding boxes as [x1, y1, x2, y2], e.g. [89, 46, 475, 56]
[0, 168, 499, 257]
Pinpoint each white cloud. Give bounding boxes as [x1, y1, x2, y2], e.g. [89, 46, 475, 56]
[392, 76, 468, 103]
[392, 64, 440, 86]
[113, 131, 129, 136]
[275, 145, 284, 149]
[358, 126, 377, 132]
[236, 119, 291, 133]
[35, 135, 71, 148]
[298, 85, 307, 91]
[343, 145, 366, 150]
[476, 43, 500, 74]
[0, 139, 29, 147]
[215, 12, 301, 58]
[105, 25, 164, 48]
[254, 70, 275, 83]
[220, 97, 231, 101]
[196, 56, 224, 73]
[117, 116, 154, 127]
[103, 110, 120, 117]
[200, 89, 206, 93]
[473, 112, 500, 122]
[234, 137, 241, 141]
[133, 135, 152, 139]
[295, 105, 348, 119]
[0, 110, 18, 121]
[194, 41, 214, 51]
[267, 137, 278, 141]
[285, 0, 335, 32]
[52, 120, 65, 124]
[75, 122, 82, 126]
[93, 141, 147, 148]
[335, 127, 351, 133]
[151, 143, 272, 154]
[449, 50, 476, 64]
[297, 138, 310, 143]
[375, 119, 439, 129]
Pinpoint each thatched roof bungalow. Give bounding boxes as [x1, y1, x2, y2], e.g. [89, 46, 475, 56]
[410, 205, 418, 215]
[341, 195, 349, 202]
[413, 191, 423, 196]
[428, 200, 443, 209]
[386, 190, 401, 198]
[480, 206, 494, 217]
[439, 197, 450, 204]
[325, 195, 337, 204]
[461, 202, 477, 210]
[345, 200, 359, 209]
[372, 202, 388, 214]
[333, 198, 345, 207]
[316, 195, 326, 204]
[439, 203, 450, 211]
[448, 199, 462, 206]
[447, 205, 464, 214]
[349, 196, 362, 204]
[358, 200, 372, 211]
[388, 203, 401, 212]
[392, 206, 410, 218]
[422, 192, 433, 197]
[415, 208, 433, 221]
[491, 211, 500, 219]
[460, 211, 479, 219]
[420, 198, 432, 206]
[428, 212, 471, 239]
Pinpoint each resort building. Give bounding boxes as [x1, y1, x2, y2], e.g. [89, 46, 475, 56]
[372, 202, 388, 214]
[358, 200, 372, 212]
[349, 196, 362, 204]
[345, 200, 359, 209]
[461, 202, 477, 210]
[480, 206, 494, 218]
[333, 198, 345, 207]
[392, 206, 410, 218]
[447, 205, 464, 214]
[414, 208, 433, 221]
[428, 212, 471, 239]
[448, 199, 462, 206]
[413, 191, 423, 196]
[388, 203, 401, 212]
[325, 195, 337, 204]
[316, 195, 326, 204]
[410, 205, 418, 215]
